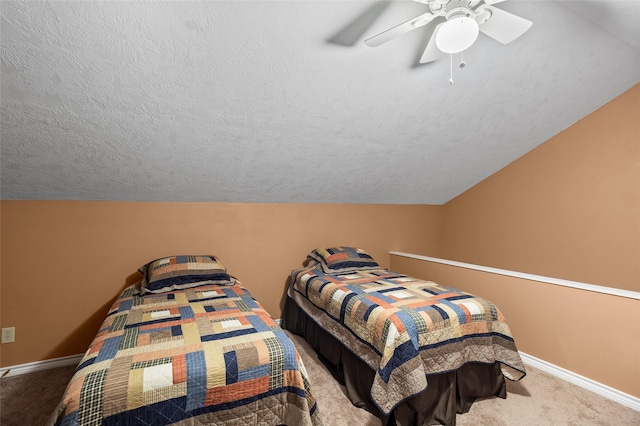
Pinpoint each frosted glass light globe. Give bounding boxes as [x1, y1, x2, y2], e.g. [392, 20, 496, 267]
[435, 16, 479, 53]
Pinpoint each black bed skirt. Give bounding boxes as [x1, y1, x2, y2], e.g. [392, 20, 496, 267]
[281, 295, 507, 426]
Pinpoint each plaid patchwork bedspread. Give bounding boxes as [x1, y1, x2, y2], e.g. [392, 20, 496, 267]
[288, 265, 526, 414]
[50, 282, 320, 426]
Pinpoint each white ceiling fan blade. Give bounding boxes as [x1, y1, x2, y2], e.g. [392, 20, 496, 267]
[419, 22, 446, 63]
[365, 12, 435, 47]
[484, 0, 508, 5]
[478, 5, 532, 44]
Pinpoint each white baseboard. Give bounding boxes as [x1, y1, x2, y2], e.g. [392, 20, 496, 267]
[0, 354, 83, 378]
[519, 351, 640, 412]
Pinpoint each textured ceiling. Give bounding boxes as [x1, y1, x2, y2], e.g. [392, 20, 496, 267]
[1, 0, 638, 204]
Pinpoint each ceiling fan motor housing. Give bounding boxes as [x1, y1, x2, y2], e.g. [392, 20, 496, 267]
[428, 0, 489, 24]
[444, 1, 473, 19]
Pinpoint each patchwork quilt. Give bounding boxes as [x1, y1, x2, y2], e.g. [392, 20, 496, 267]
[288, 265, 526, 415]
[50, 282, 320, 426]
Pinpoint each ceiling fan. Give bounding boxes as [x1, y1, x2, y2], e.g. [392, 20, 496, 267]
[364, 0, 532, 64]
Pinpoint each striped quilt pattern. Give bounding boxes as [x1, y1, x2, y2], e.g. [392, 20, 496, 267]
[51, 283, 319, 426]
[288, 266, 526, 415]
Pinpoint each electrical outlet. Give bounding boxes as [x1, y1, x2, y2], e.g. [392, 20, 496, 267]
[1, 327, 15, 344]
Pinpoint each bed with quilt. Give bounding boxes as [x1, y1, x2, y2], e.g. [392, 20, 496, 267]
[281, 247, 526, 426]
[49, 255, 320, 426]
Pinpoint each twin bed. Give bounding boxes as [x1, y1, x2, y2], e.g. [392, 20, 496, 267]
[49, 255, 319, 426]
[281, 247, 526, 425]
[50, 248, 525, 426]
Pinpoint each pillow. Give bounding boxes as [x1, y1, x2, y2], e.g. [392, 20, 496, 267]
[308, 247, 380, 274]
[138, 255, 234, 294]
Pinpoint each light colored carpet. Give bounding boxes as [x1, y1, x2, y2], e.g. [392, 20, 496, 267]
[1, 333, 638, 425]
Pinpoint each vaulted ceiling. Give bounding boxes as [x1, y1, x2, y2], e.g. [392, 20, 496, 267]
[1, 1, 638, 204]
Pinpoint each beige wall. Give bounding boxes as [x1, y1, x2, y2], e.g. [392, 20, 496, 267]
[0, 201, 442, 367]
[443, 84, 640, 292]
[390, 254, 640, 399]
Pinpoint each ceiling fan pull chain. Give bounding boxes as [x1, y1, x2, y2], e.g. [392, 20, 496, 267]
[449, 53, 454, 84]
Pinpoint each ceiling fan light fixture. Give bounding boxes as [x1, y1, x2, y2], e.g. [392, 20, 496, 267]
[435, 16, 479, 53]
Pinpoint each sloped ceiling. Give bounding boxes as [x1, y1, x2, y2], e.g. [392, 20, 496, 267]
[1, 1, 638, 204]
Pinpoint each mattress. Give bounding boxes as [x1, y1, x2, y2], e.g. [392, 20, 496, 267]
[49, 281, 320, 425]
[287, 258, 526, 416]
